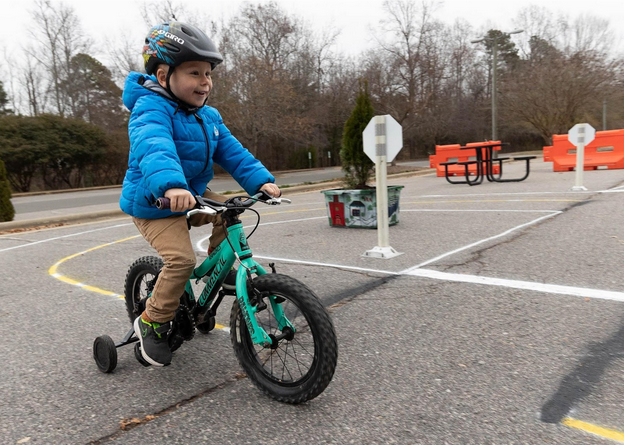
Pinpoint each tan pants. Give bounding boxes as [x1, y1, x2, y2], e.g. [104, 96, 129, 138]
[132, 190, 227, 322]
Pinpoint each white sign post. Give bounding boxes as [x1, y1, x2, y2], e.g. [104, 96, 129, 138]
[568, 123, 595, 191]
[362, 115, 403, 259]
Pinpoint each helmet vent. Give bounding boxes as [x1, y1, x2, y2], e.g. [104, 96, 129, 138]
[181, 26, 195, 37]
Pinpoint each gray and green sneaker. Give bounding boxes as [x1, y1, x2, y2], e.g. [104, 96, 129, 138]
[134, 316, 172, 367]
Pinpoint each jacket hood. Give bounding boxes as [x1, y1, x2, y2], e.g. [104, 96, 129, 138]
[123, 72, 174, 112]
[123, 71, 201, 114]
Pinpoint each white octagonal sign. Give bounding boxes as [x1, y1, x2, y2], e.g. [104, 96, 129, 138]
[568, 123, 595, 147]
[363, 115, 403, 162]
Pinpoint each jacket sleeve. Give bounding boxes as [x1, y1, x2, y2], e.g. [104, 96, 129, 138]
[128, 97, 188, 199]
[210, 109, 275, 195]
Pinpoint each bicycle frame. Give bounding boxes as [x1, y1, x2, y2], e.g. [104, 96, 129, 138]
[183, 214, 294, 347]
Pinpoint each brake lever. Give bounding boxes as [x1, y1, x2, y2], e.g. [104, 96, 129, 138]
[265, 197, 291, 205]
[186, 207, 219, 217]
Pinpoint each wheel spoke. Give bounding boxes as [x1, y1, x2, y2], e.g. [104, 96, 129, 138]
[250, 322, 315, 382]
[233, 274, 337, 402]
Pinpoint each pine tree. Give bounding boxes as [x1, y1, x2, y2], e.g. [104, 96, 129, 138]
[340, 81, 375, 189]
[0, 157, 15, 222]
[0, 81, 12, 115]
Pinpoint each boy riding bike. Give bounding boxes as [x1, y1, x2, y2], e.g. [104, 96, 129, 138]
[120, 21, 280, 368]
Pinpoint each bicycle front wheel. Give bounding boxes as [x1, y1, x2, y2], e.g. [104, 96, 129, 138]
[230, 274, 338, 404]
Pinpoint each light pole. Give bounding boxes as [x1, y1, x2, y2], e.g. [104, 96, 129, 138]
[472, 29, 523, 142]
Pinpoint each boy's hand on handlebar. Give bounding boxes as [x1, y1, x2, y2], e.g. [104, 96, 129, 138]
[164, 188, 195, 212]
[260, 183, 281, 198]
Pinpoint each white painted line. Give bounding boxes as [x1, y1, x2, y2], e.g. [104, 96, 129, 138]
[418, 191, 593, 198]
[406, 269, 624, 302]
[252, 255, 399, 276]
[195, 216, 326, 252]
[239, 253, 624, 303]
[402, 209, 560, 213]
[414, 185, 623, 199]
[0, 223, 134, 253]
[400, 211, 561, 272]
[250, 216, 326, 226]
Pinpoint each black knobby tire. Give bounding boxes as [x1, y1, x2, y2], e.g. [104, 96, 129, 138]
[93, 335, 117, 373]
[230, 274, 338, 404]
[123, 256, 163, 324]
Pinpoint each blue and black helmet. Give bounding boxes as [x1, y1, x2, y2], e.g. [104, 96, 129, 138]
[142, 22, 223, 75]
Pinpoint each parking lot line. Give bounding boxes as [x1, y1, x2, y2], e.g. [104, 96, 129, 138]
[405, 268, 624, 302]
[563, 417, 624, 443]
[401, 211, 561, 270]
[404, 199, 582, 204]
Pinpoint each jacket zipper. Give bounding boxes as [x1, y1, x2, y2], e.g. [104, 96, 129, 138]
[194, 113, 210, 173]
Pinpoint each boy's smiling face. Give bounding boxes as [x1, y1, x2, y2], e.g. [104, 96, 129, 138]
[157, 60, 213, 108]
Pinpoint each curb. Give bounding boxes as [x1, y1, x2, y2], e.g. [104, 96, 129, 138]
[1, 169, 434, 233]
[0, 210, 128, 232]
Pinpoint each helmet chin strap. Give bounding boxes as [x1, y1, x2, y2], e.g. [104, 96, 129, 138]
[164, 66, 181, 103]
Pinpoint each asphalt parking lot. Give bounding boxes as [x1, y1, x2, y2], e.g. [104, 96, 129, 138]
[2, 159, 624, 444]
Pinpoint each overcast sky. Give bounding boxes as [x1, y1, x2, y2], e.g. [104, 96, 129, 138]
[4, 0, 624, 66]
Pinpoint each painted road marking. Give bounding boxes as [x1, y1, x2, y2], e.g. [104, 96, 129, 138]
[404, 268, 624, 302]
[48, 235, 141, 299]
[563, 417, 624, 443]
[47, 235, 231, 330]
[419, 191, 593, 198]
[47, 210, 624, 304]
[40, 196, 624, 436]
[402, 209, 562, 213]
[251, 255, 624, 303]
[196, 216, 327, 251]
[401, 212, 561, 270]
[0, 222, 134, 253]
[403, 199, 583, 204]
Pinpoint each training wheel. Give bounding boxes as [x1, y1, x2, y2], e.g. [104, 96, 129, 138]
[196, 316, 216, 334]
[93, 335, 117, 373]
[134, 343, 152, 367]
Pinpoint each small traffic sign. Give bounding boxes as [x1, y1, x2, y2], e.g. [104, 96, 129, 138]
[568, 123, 595, 191]
[363, 115, 403, 162]
[568, 123, 596, 147]
[362, 115, 404, 259]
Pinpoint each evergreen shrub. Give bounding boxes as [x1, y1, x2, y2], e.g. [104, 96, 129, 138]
[0, 157, 15, 222]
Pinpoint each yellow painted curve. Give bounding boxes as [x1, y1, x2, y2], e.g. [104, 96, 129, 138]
[48, 234, 229, 330]
[563, 417, 624, 443]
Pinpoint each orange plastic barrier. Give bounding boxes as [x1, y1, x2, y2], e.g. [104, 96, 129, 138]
[543, 129, 624, 172]
[430, 141, 502, 177]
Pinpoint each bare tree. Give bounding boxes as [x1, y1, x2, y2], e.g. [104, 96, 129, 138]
[107, 29, 143, 85]
[512, 5, 558, 58]
[501, 42, 620, 143]
[21, 56, 48, 116]
[27, 0, 90, 117]
[369, 0, 450, 157]
[213, 2, 314, 168]
[138, 0, 209, 28]
[1, 50, 23, 115]
[503, 9, 622, 143]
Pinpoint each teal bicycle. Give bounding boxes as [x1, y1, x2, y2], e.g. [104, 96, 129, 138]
[93, 192, 338, 403]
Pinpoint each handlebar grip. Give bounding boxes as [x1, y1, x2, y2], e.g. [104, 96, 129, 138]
[155, 197, 170, 210]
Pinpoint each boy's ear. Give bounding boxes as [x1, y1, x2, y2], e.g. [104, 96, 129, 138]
[155, 65, 168, 88]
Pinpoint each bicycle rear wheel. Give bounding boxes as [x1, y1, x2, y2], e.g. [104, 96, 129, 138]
[123, 256, 163, 324]
[230, 274, 338, 404]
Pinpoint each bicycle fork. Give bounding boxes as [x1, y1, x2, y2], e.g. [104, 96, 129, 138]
[224, 222, 295, 347]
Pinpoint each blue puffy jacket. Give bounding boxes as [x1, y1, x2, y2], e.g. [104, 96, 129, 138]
[120, 72, 275, 219]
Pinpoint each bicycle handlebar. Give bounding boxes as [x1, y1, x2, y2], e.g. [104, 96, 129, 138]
[155, 192, 290, 212]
